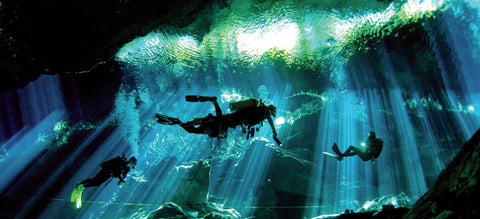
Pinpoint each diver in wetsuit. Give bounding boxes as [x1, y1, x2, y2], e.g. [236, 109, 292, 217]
[156, 95, 281, 145]
[331, 132, 383, 162]
[70, 155, 137, 208]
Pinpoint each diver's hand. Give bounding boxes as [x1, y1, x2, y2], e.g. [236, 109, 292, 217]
[118, 179, 125, 186]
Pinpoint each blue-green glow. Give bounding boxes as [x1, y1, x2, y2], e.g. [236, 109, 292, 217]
[1, 0, 480, 218]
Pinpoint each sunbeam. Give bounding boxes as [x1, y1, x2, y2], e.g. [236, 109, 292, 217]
[1, 0, 480, 218]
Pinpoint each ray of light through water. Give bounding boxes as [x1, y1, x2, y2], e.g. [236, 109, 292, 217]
[1, 0, 480, 218]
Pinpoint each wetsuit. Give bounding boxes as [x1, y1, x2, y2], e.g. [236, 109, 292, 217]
[80, 156, 131, 187]
[333, 133, 383, 161]
[157, 96, 280, 145]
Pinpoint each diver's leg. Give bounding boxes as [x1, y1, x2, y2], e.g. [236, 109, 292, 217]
[185, 95, 217, 102]
[343, 146, 370, 161]
[72, 170, 109, 208]
[185, 113, 215, 126]
[180, 123, 208, 134]
[80, 170, 111, 187]
[356, 152, 371, 161]
[210, 100, 223, 136]
[332, 143, 343, 156]
[343, 146, 360, 157]
[184, 95, 222, 116]
[210, 100, 222, 117]
[181, 120, 223, 138]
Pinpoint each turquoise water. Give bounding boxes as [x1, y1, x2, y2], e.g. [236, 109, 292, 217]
[1, 0, 480, 218]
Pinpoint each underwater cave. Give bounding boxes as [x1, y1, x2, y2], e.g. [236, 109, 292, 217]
[1, 0, 480, 218]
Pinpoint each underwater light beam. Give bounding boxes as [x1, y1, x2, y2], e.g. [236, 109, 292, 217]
[237, 21, 299, 55]
[402, 0, 447, 17]
[275, 117, 285, 126]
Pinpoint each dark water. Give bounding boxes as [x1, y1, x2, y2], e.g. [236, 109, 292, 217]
[1, 0, 479, 218]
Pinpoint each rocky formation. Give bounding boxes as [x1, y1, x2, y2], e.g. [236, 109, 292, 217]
[146, 159, 240, 218]
[0, 0, 228, 90]
[171, 160, 211, 208]
[147, 202, 240, 219]
[405, 128, 480, 218]
[314, 193, 411, 219]
[147, 202, 188, 219]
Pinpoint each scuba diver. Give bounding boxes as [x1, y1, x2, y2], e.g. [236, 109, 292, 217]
[156, 95, 282, 146]
[325, 132, 383, 162]
[70, 155, 137, 208]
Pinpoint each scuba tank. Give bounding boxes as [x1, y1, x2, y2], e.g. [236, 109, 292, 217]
[229, 98, 258, 111]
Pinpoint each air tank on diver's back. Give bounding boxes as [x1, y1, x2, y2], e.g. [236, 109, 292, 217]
[229, 98, 258, 111]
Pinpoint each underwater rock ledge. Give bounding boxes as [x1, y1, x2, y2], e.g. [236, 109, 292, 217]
[145, 159, 241, 219]
[405, 127, 480, 218]
[0, 0, 227, 90]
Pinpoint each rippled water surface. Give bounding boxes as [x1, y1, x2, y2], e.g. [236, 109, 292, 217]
[1, 0, 480, 218]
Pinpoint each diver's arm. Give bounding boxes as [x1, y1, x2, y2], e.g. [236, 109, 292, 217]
[267, 116, 282, 146]
[117, 170, 127, 184]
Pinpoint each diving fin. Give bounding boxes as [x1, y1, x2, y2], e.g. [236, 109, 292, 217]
[155, 114, 181, 125]
[71, 184, 85, 208]
[322, 152, 343, 161]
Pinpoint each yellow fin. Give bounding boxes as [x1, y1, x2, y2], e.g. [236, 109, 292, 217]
[70, 184, 85, 208]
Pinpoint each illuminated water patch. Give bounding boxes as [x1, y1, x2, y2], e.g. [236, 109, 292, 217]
[402, 0, 447, 18]
[468, 105, 474, 113]
[237, 20, 299, 55]
[275, 116, 285, 126]
[115, 32, 200, 68]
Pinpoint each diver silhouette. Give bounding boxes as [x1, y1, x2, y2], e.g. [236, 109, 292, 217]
[70, 155, 137, 208]
[156, 95, 282, 146]
[328, 132, 383, 162]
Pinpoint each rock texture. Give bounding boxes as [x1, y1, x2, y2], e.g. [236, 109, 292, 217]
[405, 128, 480, 218]
[147, 160, 240, 218]
[0, 0, 227, 90]
[171, 159, 211, 208]
[146, 202, 240, 219]
[147, 202, 188, 219]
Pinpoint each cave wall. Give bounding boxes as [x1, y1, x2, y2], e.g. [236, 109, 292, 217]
[0, 0, 228, 90]
[405, 127, 480, 218]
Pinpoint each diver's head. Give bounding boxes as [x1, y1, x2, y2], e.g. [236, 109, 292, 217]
[369, 131, 376, 138]
[128, 157, 137, 169]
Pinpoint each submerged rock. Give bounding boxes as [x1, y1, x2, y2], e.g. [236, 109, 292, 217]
[147, 202, 188, 219]
[405, 128, 480, 218]
[147, 159, 240, 218]
[197, 202, 241, 219]
[356, 193, 412, 213]
[146, 202, 240, 219]
[313, 193, 412, 219]
[171, 159, 211, 208]
[202, 212, 236, 219]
